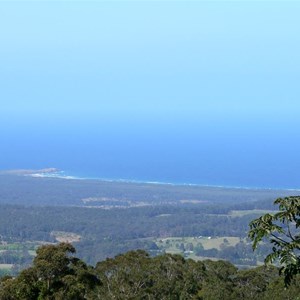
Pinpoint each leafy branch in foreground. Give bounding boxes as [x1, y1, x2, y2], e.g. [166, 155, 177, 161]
[249, 196, 300, 285]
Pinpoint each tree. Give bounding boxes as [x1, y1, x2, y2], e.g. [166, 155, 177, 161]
[95, 250, 152, 299]
[231, 266, 277, 300]
[249, 196, 300, 285]
[198, 260, 237, 300]
[0, 243, 99, 300]
[95, 250, 207, 299]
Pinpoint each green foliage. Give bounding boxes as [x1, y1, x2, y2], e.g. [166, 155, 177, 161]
[231, 266, 278, 300]
[198, 260, 237, 300]
[249, 196, 300, 285]
[0, 243, 98, 300]
[1, 243, 300, 299]
[95, 250, 207, 299]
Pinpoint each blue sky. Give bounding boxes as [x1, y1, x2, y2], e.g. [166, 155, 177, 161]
[1, 1, 300, 187]
[1, 1, 299, 124]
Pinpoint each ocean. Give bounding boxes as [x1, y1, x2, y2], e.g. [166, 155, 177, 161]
[1, 117, 300, 190]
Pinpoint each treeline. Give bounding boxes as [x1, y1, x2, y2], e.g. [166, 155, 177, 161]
[0, 243, 299, 300]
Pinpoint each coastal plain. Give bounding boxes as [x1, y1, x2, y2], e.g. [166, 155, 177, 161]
[0, 173, 294, 207]
[0, 173, 297, 274]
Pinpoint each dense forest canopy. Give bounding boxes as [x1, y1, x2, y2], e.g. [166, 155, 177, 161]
[1, 242, 300, 300]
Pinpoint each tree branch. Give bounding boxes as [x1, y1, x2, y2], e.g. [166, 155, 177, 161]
[270, 233, 289, 245]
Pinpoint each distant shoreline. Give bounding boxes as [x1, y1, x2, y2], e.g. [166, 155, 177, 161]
[1, 168, 300, 192]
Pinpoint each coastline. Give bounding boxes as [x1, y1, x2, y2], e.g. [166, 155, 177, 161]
[4, 168, 299, 192]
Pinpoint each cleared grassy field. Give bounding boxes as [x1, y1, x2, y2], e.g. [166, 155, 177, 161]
[155, 236, 241, 252]
[0, 244, 23, 251]
[0, 264, 13, 270]
[201, 237, 240, 249]
[51, 231, 81, 243]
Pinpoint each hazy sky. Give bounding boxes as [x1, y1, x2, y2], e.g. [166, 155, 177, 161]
[1, 1, 299, 126]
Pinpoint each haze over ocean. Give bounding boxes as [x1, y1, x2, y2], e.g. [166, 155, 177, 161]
[1, 1, 300, 189]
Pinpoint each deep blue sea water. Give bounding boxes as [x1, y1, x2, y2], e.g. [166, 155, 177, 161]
[1, 117, 300, 190]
